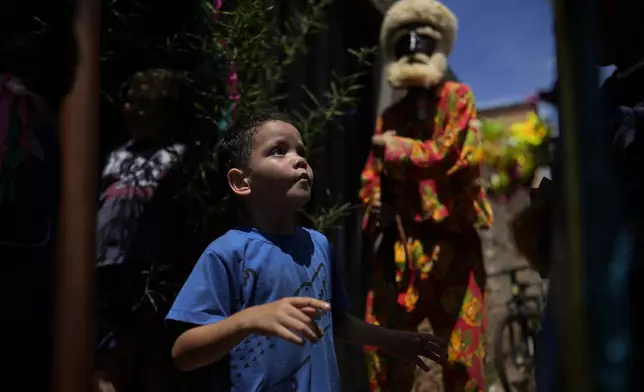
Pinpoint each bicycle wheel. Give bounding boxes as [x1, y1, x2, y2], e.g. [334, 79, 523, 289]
[493, 313, 540, 392]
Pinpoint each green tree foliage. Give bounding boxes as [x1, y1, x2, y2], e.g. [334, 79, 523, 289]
[101, 0, 375, 235]
[99, 0, 375, 312]
[101, 0, 228, 147]
[210, 0, 376, 233]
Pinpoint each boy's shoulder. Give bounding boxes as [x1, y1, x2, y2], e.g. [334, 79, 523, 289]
[300, 228, 335, 263]
[205, 227, 332, 258]
[301, 227, 330, 248]
[205, 228, 255, 257]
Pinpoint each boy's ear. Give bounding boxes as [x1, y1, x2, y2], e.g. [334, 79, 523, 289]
[227, 168, 251, 197]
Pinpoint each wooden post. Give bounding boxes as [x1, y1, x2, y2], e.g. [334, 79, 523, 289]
[552, 0, 592, 387]
[554, 0, 629, 390]
[52, 0, 101, 390]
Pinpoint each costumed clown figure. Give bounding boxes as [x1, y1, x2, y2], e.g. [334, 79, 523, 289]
[360, 1, 493, 391]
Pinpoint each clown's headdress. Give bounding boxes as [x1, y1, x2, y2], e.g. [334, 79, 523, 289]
[380, 0, 458, 89]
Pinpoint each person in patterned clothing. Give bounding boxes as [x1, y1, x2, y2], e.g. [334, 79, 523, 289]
[361, 1, 493, 391]
[94, 69, 202, 392]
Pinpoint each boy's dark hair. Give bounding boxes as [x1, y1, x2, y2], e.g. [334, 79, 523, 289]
[216, 109, 293, 180]
[126, 68, 188, 106]
[210, 109, 293, 231]
[125, 68, 197, 141]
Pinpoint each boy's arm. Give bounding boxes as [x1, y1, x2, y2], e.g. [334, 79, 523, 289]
[166, 247, 329, 371]
[333, 311, 446, 370]
[171, 311, 252, 371]
[333, 311, 389, 347]
[172, 298, 329, 371]
[166, 249, 242, 371]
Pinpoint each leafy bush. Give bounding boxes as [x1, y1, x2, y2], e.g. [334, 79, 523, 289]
[101, 0, 375, 235]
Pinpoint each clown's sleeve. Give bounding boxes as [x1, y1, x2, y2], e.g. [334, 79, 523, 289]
[382, 83, 479, 179]
[359, 117, 383, 230]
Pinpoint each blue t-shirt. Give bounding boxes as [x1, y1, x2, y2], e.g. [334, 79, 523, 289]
[166, 226, 350, 391]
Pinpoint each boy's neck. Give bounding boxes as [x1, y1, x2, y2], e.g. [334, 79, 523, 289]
[245, 205, 296, 235]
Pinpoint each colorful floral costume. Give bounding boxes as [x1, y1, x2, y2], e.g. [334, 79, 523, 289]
[361, 80, 493, 392]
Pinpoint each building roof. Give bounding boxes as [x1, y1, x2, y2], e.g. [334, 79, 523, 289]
[479, 101, 533, 117]
[478, 101, 534, 126]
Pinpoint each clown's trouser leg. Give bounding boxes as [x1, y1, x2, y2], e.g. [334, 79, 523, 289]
[365, 266, 487, 392]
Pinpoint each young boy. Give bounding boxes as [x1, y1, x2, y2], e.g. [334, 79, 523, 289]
[95, 69, 202, 392]
[166, 111, 447, 391]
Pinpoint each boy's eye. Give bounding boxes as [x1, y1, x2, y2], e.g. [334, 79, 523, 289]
[268, 143, 306, 157]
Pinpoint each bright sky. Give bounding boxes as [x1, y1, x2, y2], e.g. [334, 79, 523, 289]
[445, 0, 556, 109]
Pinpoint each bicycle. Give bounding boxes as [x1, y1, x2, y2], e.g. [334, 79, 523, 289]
[490, 265, 545, 392]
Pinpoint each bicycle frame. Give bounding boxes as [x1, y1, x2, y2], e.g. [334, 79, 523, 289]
[491, 265, 544, 314]
[506, 275, 545, 316]
[493, 265, 543, 392]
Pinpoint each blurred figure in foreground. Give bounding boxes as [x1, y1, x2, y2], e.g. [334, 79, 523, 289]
[0, 35, 60, 392]
[513, 0, 644, 390]
[598, 0, 644, 386]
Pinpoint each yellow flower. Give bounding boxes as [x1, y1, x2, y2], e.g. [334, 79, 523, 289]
[509, 121, 527, 137]
[407, 238, 422, 256]
[461, 296, 482, 327]
[410, 142, 425, 159]
[398, 286, 419, 312]
[477, 340, 486, 360]
[509, 112, 548, 146]
[479, 112, 550, 197]
[449, 331, 463, 360]
[471, 148, 485, 163]
[394, 242, 406, 264]
[417, 254, 434, 280]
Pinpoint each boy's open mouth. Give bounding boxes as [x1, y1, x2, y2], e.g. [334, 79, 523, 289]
[296, 172, 310, 183]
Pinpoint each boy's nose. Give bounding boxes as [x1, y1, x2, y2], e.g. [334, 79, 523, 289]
[292, 155, 308, 169]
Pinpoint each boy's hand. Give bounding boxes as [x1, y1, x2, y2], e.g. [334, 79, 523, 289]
[240, 297, 330, 345]
[381, 330, 448, 371]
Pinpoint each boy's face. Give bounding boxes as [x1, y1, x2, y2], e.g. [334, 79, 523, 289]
[123, 88, 174, 141]
[238, 120, 314, 209]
